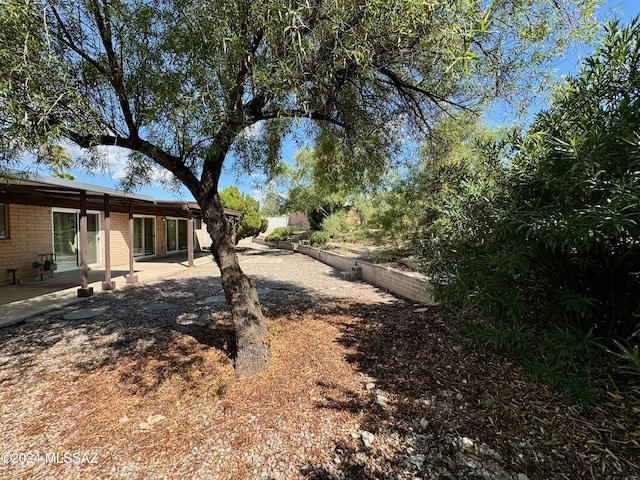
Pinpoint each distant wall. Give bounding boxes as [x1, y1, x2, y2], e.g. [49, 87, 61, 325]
[264, 216, 288, 232]
[196, 218, 212, 249]
[287, 213, 310, 230]
[263, 213, 310, 233]
[297, 245, 357, 273]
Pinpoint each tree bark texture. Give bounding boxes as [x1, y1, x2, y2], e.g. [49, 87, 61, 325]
[202, 194, 271, 377]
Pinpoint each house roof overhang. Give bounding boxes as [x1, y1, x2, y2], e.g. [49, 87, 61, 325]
[0, 171, 242, 218]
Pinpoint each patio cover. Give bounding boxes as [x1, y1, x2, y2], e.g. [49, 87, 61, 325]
[0, 171, 241, 296]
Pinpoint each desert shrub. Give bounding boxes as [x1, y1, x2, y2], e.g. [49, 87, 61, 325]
[309, 231, 330, 247]
[321, 210, 349, 240]
[264, 226, 293, 242]
[296, 229, 313, 241]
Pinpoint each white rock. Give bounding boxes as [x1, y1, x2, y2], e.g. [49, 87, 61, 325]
[461, 437, 474, 449]
[375, 394, 389, 406]
[420, 418, 429, 429]
[361, 431, 375, 448]
[147, 414, 166, 425]
[365, 383, 375, 391]
[409, 454, 425, 468]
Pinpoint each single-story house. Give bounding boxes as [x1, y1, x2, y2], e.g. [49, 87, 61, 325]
[0, 171, 241, 295]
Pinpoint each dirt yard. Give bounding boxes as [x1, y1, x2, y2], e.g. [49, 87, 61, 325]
[0, 242, 637, 479]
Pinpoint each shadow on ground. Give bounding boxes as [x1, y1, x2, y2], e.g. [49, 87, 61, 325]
[0, 248, 635, 480]
[0, 269, 537, 479]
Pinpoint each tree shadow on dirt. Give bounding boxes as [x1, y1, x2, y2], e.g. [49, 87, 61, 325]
[293, 297, 592, 480]
[0, 264, 457, 477]
[0, 255, 555, 479]
[297, 301, 475, 480]
[0, 273, 329, 393]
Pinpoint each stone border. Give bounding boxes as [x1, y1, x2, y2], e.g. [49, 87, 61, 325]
[252, 238, 435, 304]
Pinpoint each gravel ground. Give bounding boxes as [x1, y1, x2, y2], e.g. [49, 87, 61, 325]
[0, 240, 637, 479]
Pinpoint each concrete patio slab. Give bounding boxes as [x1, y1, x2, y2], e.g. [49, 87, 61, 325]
[63, 307, 108, 320]
[0, 252, 217, 328]
[143, 302, 176, 311]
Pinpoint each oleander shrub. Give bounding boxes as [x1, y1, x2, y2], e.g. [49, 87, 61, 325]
[417, 19, 640, 404]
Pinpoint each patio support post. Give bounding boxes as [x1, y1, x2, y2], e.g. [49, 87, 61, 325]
[126, 199, 138, 285]
[232, 217, 237, 245]
[102, 194, 116, 290]
[77, 190, 94, 297]
[187, 209, 194, 268]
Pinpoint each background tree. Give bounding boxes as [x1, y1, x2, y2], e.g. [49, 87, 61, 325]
[0, 0, 597, 375]
[367, 114, 508, 247]
[283, 148, 347, 230]
[220, 186, 268, 243]
[259, 188, 288, 217]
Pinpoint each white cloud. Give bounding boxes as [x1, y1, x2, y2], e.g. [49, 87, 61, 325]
[65, 142, 175, 187]
[240, 121, 263, 140]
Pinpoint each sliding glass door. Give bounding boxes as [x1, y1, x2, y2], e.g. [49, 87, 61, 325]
[52, 209, 100, 270]
[166, 218, 189, 252]
[53, 211, 78, 270]
[134, 216, 155, 257]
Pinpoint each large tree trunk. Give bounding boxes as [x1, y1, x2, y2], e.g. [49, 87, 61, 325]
[202, 194, 271, 376]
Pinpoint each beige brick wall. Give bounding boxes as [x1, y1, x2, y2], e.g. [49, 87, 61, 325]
[156, 217, 166, 256]
[360, 262, 434, 304]
[103, 212, 129, 267]
[106, 214, 166, 264]
[0, 204, 53, 283]
[0, 206, 195, 284]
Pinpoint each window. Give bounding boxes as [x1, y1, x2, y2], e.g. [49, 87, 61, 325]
[166, 218, 189, 252]
[0, 204, 7, 239]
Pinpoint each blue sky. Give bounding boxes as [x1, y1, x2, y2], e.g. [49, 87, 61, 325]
[36, 0, 640, 202]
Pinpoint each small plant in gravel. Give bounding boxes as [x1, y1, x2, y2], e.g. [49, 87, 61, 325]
[269, 325, 282, 335]
[610, 339, 640, 376]
[483, 393, 496, 407]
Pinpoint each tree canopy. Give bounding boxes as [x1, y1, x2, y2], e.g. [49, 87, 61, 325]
[0, 0, 599, 376]
[1, 0, 598, 188]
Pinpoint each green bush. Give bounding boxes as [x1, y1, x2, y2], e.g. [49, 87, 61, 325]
[264, 226, 293, 242]
[309, 231, 330, 247]
[321, 210, 349, 240]
[296, 229, 313, 241]
[220, 186, 268, 243]
[415, 19, 640, 403]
